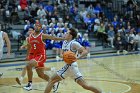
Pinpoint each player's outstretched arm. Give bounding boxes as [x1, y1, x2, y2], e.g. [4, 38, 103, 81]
[42, 34, 65, 41]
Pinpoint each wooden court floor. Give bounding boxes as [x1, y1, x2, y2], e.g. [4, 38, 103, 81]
[0, 53, 140, 93]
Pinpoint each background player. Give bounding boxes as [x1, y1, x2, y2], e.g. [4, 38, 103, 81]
[0, 23, 11, 77]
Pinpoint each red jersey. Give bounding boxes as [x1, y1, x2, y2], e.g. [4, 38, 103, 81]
[28, 32, 46, 55]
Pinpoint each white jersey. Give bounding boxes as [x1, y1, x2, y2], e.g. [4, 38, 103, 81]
[57, 40, 83, 81]
[0, 31, 4, 51]
[62, 40, 82, 53]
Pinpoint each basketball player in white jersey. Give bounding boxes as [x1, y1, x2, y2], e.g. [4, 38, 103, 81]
[44, 28, 101, 93]
[0, 24, 11, 77]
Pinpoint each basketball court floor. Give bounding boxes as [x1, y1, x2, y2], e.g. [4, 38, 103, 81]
[0, 53, 140, 93]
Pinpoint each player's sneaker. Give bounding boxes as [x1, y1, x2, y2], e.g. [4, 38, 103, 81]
[23, 82, 32, 91]
[53, 82, 60, 92]
[0, 73, 3, 77]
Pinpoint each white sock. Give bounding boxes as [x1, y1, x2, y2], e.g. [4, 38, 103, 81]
[20, 76, 23, 81]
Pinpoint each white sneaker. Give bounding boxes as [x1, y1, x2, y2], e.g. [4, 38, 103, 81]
[87, 53, 90, 58]
[16, 77, 23, 85]
[0, 72, 3, 77]
[111, 45, 114, 48]
[56, 56, 60, 61]
[123, 50, 128, 55]
[117, 50, 120, 55]
[23, 83, 32, 91]
[53, 82, 60, 92]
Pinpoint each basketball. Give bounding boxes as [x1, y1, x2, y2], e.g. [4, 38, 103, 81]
[63, 51, 77, 64]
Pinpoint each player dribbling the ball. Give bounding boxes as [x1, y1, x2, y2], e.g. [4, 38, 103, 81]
[44, 28, 101, 93]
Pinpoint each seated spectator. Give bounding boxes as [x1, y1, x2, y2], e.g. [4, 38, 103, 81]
[94, 3, 103, 17]
[112, 17, 118, 30]
[23, 20, 32, 36]
[37, 5, 46, 18]
[114, 32, 128, 55]
[134, 31, 140, 50]
[57, 18, 64, 26]
[10, 7, 19, 25]
[97, 22, 108, 46]
[93, 18, 100, 33]
[136, 14, 140, 27]
[118, 26, 126, 37]
[19, 0, 28, 10]
[23, 7, 31, 21]
[87, 4, 94, 14]
[125, 30, 135, 51]
[82, 33, 91, 57]
[40, 15, 48, 25]
[76, 33, 83, 45]
[30, 1, 38, 17]
[44, 4, 54, 13]
[107, 26, 115, 48]
[119, 18, 126, 28]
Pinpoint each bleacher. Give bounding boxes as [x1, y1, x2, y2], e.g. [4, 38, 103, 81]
[1, 24, 115, 62]
[1, 0, 139, 62]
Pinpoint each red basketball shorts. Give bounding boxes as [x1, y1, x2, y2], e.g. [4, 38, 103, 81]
[28, 54, 46, 67]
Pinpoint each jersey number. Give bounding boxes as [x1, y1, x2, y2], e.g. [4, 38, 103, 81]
[34, 44, 37, 49]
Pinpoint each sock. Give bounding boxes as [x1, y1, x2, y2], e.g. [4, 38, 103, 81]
[20, 76, 23, 81]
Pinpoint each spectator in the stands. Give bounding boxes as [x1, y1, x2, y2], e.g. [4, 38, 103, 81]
[44, 3, 54, 14]
[54, 29, 64, 60]
[46, 12, 54, 24]
[125, 25, 131, 34]
[42, 20, 48, 29]
[134, 31, 140, 50]
[82, 33, 91, 57]
[107, 26, 115, 48]
[87, 4, 94, 14]
[118, 26, 126, 37]
[114, 32, 127, 55]
[30, 1, 38, 17]
[112, 17, 118, 30]
[48, 23, 55, 34]
[10, 7, 19, 25]
[40, 15, 48, 25]
[94, 18, 100, 33]
[57, 18, 64, 27]
[19, 0, 28, 10]
[56, 23, 63, 34]
[136, 14, 140, 28]
[69, 4, 78, 19]
[23, 20, 32, 36]
[94, 3, 103, 17]
[97, 22, 108, 46]
[0, 2, 5, 18]
[125, 31, 135, 51]
[76, 32, 83, 45]
[119, 18, 126, 28]
[126, 0, 135, 18]
[37, 5, 46, 18]
[83, 14, 91, 26]
[23, 7, 31, 21]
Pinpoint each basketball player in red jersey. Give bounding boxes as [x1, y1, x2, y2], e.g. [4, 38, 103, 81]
[23, 23, 65, 91]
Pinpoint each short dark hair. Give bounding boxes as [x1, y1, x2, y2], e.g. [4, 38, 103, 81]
[69, 28, 77, 39]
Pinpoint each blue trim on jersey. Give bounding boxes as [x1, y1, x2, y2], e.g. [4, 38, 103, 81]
[58, 64, 70, 79]
[75, 76, 82, 82]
